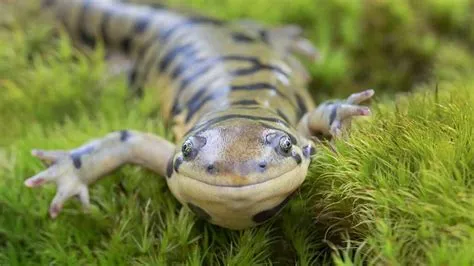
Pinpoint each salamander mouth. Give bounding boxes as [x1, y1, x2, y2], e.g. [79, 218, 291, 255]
[178, 169, 295, 188]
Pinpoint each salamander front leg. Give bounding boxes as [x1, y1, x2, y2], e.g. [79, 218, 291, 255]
[24, 130, 175, 218]
[297, 89, 374, 140]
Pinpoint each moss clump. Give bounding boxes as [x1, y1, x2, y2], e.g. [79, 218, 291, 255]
[302, 79, 474, 265]
[1, 0, 473, 265]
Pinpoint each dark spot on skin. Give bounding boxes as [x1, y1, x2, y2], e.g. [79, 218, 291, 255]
[120, 38, 132, 54]
[70, 145, 94, 169]
[259, 29, 269, 44]
[119, 130, 130, 142]
[329, 104, 338, 126]
[292, 152, 302, 165]
[295, 93, 308, 119]
[252, 194, 293, 223]
[171, 102, 181, 115]
[188, 203, 211, 220]
[231, 99, 259, 106]
[174, 156, 183, 173]
[71, 154, 82, 169]
[302, 145, 316, 158]
[134, 17, 150, 33]
[231, 32, 256, 43]
[206, 164, 217, 174]
[166, 158, 174, 178]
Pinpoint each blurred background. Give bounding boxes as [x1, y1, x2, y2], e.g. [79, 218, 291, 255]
[2, 0, 474, 143]
[2, 0, 474, 139]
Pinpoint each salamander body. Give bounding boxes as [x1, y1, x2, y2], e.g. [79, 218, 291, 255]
[25, 0, 374, 230]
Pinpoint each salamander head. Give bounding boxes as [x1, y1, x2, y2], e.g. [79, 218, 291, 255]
[166, 118, 315, 229]
[172, 118, 311, 187]
[166, 117, 315, 229]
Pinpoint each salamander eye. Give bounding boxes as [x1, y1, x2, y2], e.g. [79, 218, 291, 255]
[182, 139, 193, 158]
[279, 136, 292, 154]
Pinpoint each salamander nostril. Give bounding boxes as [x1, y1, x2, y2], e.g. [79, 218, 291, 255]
[258, 161, 267, 170]
[207, 164, 216, 174]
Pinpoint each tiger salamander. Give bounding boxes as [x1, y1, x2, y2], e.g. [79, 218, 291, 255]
[25, 0, 374, 230]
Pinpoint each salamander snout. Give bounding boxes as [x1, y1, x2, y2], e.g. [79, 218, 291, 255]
[204, 157, 268, 176]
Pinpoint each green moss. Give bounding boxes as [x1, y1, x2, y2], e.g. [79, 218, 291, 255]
[1, 0, 473, 265]
[304, 79, 474, 265]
